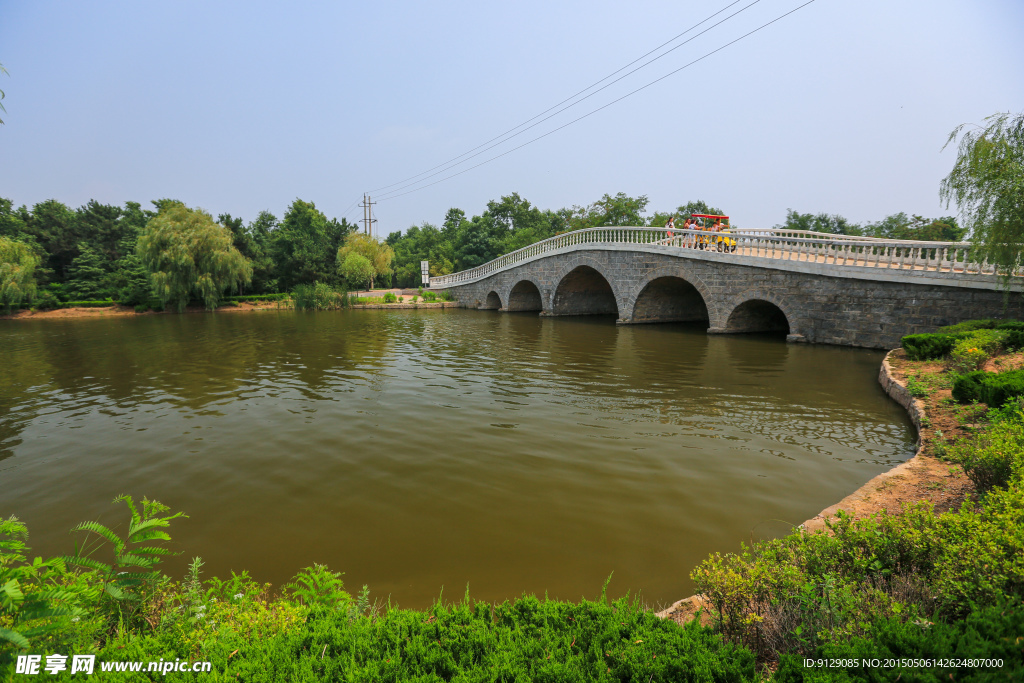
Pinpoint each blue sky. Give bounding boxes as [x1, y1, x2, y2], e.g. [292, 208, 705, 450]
[1, 0, 1021, 235]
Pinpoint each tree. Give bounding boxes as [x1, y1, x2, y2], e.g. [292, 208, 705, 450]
[136, 203, 252, 312]
[271, 200, 355, 290]
[566, 192, 650, 231]
[65, 244, 112, 300]
[336, 233, 394, 289]
[776, 209, 862, 236]
[339, 252, 374, 290]
[940, 111, 1024, 276]
[0, 237, 39, 312]
[109, 253, 152, 306]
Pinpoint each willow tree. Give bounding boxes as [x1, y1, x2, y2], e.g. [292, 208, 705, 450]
[137, 203, 252, 312]
[336, 233, 394, 289]
[941, 111, 1024, 278]
[0, 237, 39, 312]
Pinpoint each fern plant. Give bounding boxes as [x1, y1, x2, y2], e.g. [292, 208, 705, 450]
[62, 495, 185, 605]
[0, 516, 86, 654]
[285, 564, 351, 609]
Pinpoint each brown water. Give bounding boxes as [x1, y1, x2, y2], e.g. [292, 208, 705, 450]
[0, 309, 914, 608]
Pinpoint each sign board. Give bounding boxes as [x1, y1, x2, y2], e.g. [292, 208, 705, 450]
[420, 261, 430, 286]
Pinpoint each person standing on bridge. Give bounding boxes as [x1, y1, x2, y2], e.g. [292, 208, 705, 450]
[666, 216, 675, 241]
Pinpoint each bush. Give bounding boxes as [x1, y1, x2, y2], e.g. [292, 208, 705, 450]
[292, 283, 348, 311]
[134, 304, 149, 313]
[980, 370, 1024, 409]
[937, 319, 999, 334]
[439, 289, 455, 302]
[952, 371, 987, 404]
[774, 599, 1024, 682]
[382, 291, 397, 303]
[422, 291, 437, 302]
[223, 293, 290, 303]
[62, 299, 116, 308]
[1005, 329, 1024, 350]
[946, 329, 1005, 372]
[32, 290, 61, 311]
[901, 333, 965, 360]
[948, 413, 1024, 491]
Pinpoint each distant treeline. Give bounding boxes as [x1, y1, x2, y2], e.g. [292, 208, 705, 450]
[0, 193, 964, 308]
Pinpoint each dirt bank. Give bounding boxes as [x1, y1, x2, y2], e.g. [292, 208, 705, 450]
[1, 300, 286, 320]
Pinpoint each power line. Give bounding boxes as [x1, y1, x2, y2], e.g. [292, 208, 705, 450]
[370, 0, 762, 199]
[376, 0, 817, 203]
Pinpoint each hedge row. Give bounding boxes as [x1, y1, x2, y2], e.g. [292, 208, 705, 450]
[953, 369, 1024, 407]
[223, 293, 290, 302]
[902, 321, 1024, 361]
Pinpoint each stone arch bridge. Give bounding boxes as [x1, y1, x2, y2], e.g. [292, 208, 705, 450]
[429, 227, 1023, 349]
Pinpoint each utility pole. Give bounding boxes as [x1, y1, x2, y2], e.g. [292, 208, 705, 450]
[361, 194, 377, 238]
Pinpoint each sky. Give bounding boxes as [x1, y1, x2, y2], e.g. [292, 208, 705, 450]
[1, 0, 1022, 236]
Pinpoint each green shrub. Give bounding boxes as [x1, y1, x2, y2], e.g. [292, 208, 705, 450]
[948, 413, 1024, 491]
[382, 291, 397, 303]
[422, 291, 437, 302]
[32, 290, 61, 311]
[995, 320, 1024, 331]
[62, 299, 116, 308]
[1005, 329, 1024, 350]
[293, 283, 348, 310]
[901, 333, 965, 360]
[439, 289, 454, 302]
[223, 293, 290, 303]
[947, 329, 1005, 372]
[952, 371, 987, 403]
[774, 599, 1024, 682]
[134, 304, 149, 313]
[937, 319, 999, 334]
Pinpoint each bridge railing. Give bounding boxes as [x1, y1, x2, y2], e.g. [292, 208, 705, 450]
[428, 226, 1002, 287]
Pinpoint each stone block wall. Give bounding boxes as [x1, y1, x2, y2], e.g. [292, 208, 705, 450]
[437, 247, 1024, 349]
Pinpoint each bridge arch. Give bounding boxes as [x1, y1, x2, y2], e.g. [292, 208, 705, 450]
[623, 265, 715, 324]
[717, 290, 798, 336]
[479, 291, 502, 310]
[550, 259, 621, 317]
[503, 278, 544, 312]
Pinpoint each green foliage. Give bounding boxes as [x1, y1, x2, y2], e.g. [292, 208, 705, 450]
[337, 233, 394, 289]
[0, 236, 40, 312]
[109, 252, 153, 306]
[285, 564, 351, 610]
[422, 291, 437, 302]
[952, 370, 987, 404]
[948, 329, 1005, 372]
[948, 409, 1024, 491]
[901, 332, 965, 360]
[941, 111, 1024, 280]
[292, 282, 347, 310]
[137, 203, 253, 312]
[938, 319, 1000, 333]
[954, 369, 1024, 408]
[905, 375, 929, 398]
[0, 517, 86, 660]
[774, 599, 1024, 682]
[381, 291, 397, 303]
[438, 289, 454, 301]
[272, 200, 356, 291]
[222, 293, 290, 303]
[338, 251, 374, 290]
[62, 495, 185, 626]
[64, 243, 112, 300]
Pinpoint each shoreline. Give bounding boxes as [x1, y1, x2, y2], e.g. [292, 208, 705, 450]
[0, 300, 464, 320]
[657, 348, 973, 624]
